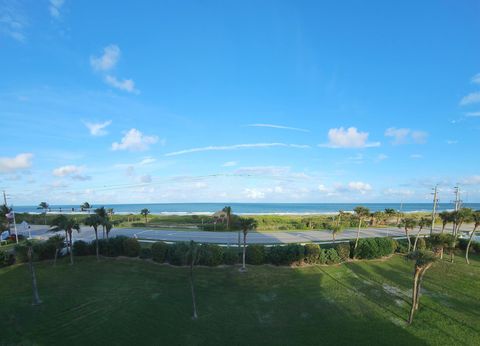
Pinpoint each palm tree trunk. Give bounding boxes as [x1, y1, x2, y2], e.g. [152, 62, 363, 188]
[95, 229, 99, 261]
[53, 248, 58, 266]
[354, 219, 362, 254]
[28, 247, 42, 305]
[465, 226, 478, 264]
[408, 267, 420, 324]
[242, 232, 247, 271]
[413, 227, 423, 251]
[69, 232, 74, 265]
[441, 223, 445, 234]
[405, 229, 411, 252]
[415, 264, 432, 310]
[190, 260, 198, 320]
[238, 231, 241, 249]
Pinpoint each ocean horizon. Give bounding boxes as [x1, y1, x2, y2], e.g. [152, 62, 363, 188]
[11, 202, 480, 215]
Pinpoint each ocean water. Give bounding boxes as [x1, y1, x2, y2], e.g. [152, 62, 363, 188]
[11, 202, 480, 215]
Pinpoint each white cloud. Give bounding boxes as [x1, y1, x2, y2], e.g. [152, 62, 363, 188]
[446, 140, 458, 145]
[104, 75, 138, 93]
[247, 123, 310, 132]
[385, 128, 428, 145]
[460, 175, 480, 185]
[0, 1, 27, 42]
[52, 165, 81, 177]
[460, 91, 480, 106]
[466, 112, 480, 117]
[84, 120, 111, 136]
[346, 181, 372, 194]
[244, 188, 265, 199]
[320, 127, 380, 148]
[90, 45, 120, 71]
[222, 161, 237, 167]
[471, 73, 480, 84]
[377, 154, 388, 161]
[139, 157, 156, 165]
[140, 174, 152, 183]
[233, 166, 290, 176]
[112, 128, 159, 151]
[49, 0, 64, 18]
[0, 153, 33, 173]
[165, 143, 310, 156]
[318, 181, 373, 195]
[410, 154, 423, 159]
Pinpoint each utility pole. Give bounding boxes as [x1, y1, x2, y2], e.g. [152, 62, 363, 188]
[3, 190, 7, 206]
[430, 185, 438, 235]
[452, 185, 462, 236]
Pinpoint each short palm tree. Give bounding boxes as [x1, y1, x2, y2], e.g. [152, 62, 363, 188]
[37, 202, 49, 225]
[465, 210, 480, 264]
[222, 206, 232, 230]
[104, 220, 114, 240]
[438, 211, 451, 234]
[25, 240, 42, 305]
[353, 206, 370, 255]
[84, 214, 103, 260]
[49, 234, 65, 266]
[236, 217, 257, 271]
[141, 208, 150, 223]
[50, 215, 80, 265]
[407, 250, 436, 324]
[95, 207, 108, 238]
[413, 217, 430, 251]
[80, 202, 91, 213]
[399, 218, 417, 252]
[186, 240, 200, 320]
[331, 224, 344, 242]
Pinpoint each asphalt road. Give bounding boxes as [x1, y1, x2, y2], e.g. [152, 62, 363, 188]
[13, 224, 474, 245]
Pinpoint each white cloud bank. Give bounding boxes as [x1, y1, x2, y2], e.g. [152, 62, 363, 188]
[90, 45, 120, 71]
[165, 143, 310, 157]
[247, 123, 310, 132]
[384, 127, 428, 145]
[0, 153, 33, 173]
[112, 128, 159, 151]
[460, 91, 480, 106]
[49, 0, 64, 18]
[52, 165, 90, 181]
[84, 120, 111, 136]
[104, 75, 138, 93]
[320, 127, 380, 148]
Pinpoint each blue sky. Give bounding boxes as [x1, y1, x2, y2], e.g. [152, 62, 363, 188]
[1, 0, 480, 205]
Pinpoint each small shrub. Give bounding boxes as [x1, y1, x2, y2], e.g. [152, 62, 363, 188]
[325, 248, 341, 264]
[355, 238, 380, 259]
[139, 247, 152, 259]
[14, 244, 29, 263]
[108, 236, 129, 257]
[223, 249, 238, 265]
[283, 244, 305, 265]
[318, 249, 328, 264]
[375, 237, 396, 257]
[246, 245, 265, 265]
[167, 242, 190, 266]
[34, 241, 56, 260]
[335, 243, 350, 261]
[395, 239, 409, 253]
[123, 238, 141, 257]
[151, 242, 169, 263]
[268, 246, 284, 265]
[304, 243, 320, 264]
[416, 237, 426, 251]
[198, 244, 224, 266]
[97, 239, 109, 256]
[73, 241, 90, 256]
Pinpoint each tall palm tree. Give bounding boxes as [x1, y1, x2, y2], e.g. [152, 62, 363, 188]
[407, 250, 436, 324]
[384, 208, 396, 224]
[336, 210, 345, 227]
[186, 240, 200, 320]
[236, 217, 257, 272]
[413, 217, 430, 251]
[452, 208, 473, 238]
[95, 207, 108, 238]
[50, 215, 80, 265]
[84, 214, 103, 260]
[465, 210, 480, 264]
[222, 206, 232, 230]
[141, 208, 150, 223]
[25, 240, 42, 305]
[399, 218, 417, 252]
[104, 220, 114, 240]
[438, 211, 451, 234]
[353, 206, 370, 255]
[331, 224, 343, 243]
[49, 234, 65, 266]
[37, 202, 49, 225]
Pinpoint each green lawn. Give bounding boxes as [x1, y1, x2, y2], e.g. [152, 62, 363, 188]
[1, 254, 479, 345]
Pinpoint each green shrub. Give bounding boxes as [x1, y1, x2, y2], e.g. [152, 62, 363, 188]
[355, 238, 380, 259]
[73, 241, 90, 256]
[123, 238, 140, 257]
[108, 236, 129, 257]
[335, 243, 350, 261]
[318, 249, 328, 264]
[374, 237, 396, 257]
[473, 241, 480, 253]
[96, 239, 109, 256]
[34, 241, 56, 260]
[283, 244, 305, 265]
[14, 244, 30, 263]
[198, 244, 224, 266]
[151, 242, 169, 263]
[395, 239, 409, 253]
[223, 249, 238, 265]
[304, 243, 320, 264]
[0, 250, 7, 267]
[416, 237, 426, 251]
[325, 248, 341, 264]
[139, 247, 152, 259]
[267, 246, 284, 265]
[167, 242, 190, 265]
[246, 245, 265, 265]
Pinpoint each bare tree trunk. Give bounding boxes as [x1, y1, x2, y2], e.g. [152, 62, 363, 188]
[28, 247, 42, 305]
[413, 227, 423, 251]
[408, 267, 420, 324]
[242, 232, 247, 271]
[190, 261, 198, 320]
[465, 226, 478, 264]
[415, 264, 432, 310]
[95, 229, 99, 261]
[53, 248, 58, 266]
[353, 219, 362, 256]
[69, 232, 74, 265]
[441, 224, 446, 234]
[405, 229, 411, 252]
[238, 231, 241, 249]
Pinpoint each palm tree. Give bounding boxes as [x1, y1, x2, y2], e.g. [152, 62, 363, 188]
[413, 217, 430, 251]
[465, 210, 480, 264]
[37, 202, 49, 225]
[95, 207, 108, 238]
[353, 206, 370, 255]
[25, 240, 42, 305]
[336, 210, 345, 227]
[222, 206, 232, 230]
[236, 217, 257, 271]
[104, 220, 114, 240]
[1, 204, 12, 235]
[399, 218, 417, 252]
[186, 240, 200, 320]
[80, 202, 91, 213]
[407, 250, 436, 324]
[384, 208, 396, 224]
[49, 234, 65, 266]
[50, 215, 80, 265]
[107, 208, 114, 217]
[141, 208, 150, 223]
[438, 211, 451, 234]
[84, 214, 103, 260]
[452, 208, 473, 238]
[331, 224, 343, 243]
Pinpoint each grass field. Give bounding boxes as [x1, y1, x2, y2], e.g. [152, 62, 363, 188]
[1, 254, 479, 345]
